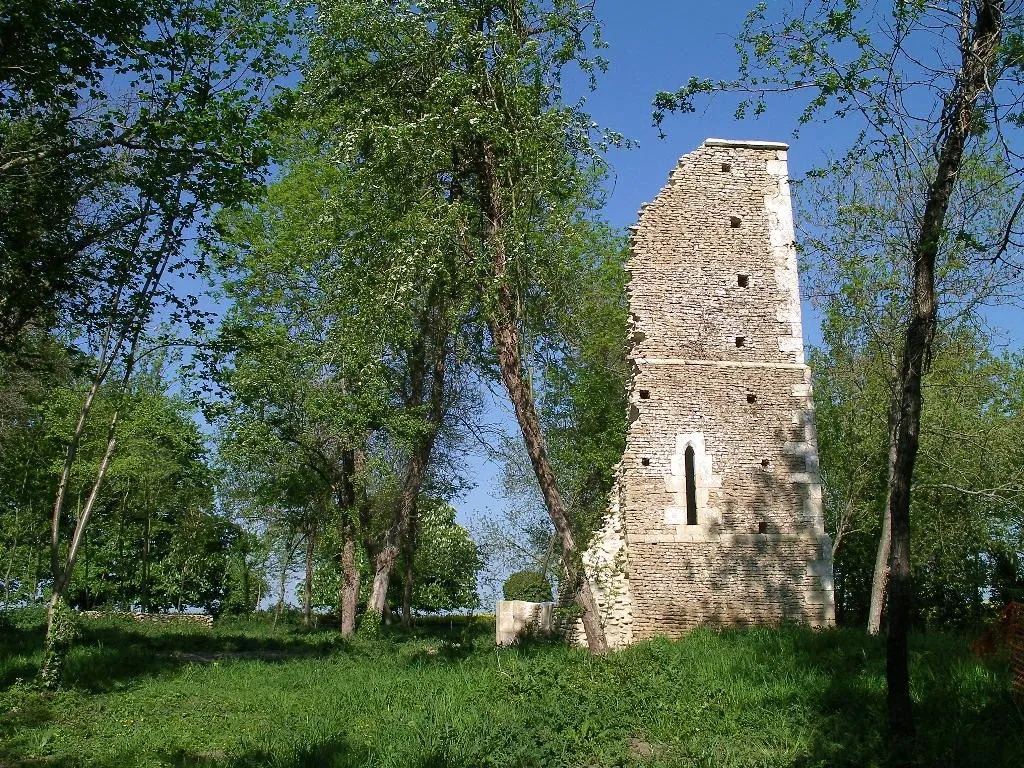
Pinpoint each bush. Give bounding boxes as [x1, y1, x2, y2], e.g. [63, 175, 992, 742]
[502, 571, 552, 602]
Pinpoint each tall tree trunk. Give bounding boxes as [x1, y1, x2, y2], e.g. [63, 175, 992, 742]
[142, 510, 152, 613]
[336, 448, 360, 636]
[477, 140, 608, 654]
[273, 537, 295, 627]
[883, 3, 1002, 761]
[401, 498, 418, 628]
[303, 527, 316, 628]
[341, 528, 359, 635]
[401, 556, 413, 628]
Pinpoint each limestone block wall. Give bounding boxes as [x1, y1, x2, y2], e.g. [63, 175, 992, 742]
[496, 600, 554, 646]
[581, 139, 834, 648]
[569, 468, 633, 648]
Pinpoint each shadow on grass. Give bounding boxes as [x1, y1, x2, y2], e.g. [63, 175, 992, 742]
[39, 735, 474, 768]
[4, 612, 1019, 768]
[0, 623, 46, 688]
[1, 610, 499, 693]
[729, 627, 1022, 768]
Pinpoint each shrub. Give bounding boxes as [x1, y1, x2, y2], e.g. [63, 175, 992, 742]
[502, 571, 552, 602]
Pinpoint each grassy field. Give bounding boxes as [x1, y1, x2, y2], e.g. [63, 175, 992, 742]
[0, 609, 1020, 768]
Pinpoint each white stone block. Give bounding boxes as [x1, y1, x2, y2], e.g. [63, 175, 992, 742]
[495, 601, 554, 646]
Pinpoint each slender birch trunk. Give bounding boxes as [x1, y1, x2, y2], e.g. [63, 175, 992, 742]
[883, 3, 1002, 760]
[868, 400, 899, 634]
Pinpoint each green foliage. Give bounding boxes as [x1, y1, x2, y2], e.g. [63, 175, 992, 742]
[799, 158, 1024, 628]
[0, 0, 296, 348]
[0, 350, 251, 614]
[814, 330, 1024, 627]
[389, 502, 482, 613]
[539, 234, 629, 541]
[0, 612, 1019, 766]
[212, 0, 626, 627]
[357, 610, 383, 640]
[503, 571, 553, 603]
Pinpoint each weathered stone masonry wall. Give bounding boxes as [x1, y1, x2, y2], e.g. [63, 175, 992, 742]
[579, 139, 835, 648]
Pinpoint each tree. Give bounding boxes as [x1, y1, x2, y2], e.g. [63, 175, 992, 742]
[305, 0, 621, 654]
[0, 0, 149, 347]
[797, 156, 1024, 627]
[0, 351, 254, 616]
[6, 0, 297, 687]
[0, 334, 80, 607]
[388, 501, 481, 615]
[812, 328, 1024, 627]
[656, 0, 1024, 754]
[211, 141, 472, 632]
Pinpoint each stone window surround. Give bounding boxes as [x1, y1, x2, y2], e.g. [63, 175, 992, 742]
[664, 432, 723, 537]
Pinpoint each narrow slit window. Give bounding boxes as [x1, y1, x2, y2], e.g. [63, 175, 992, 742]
[684, 446, 698, 526]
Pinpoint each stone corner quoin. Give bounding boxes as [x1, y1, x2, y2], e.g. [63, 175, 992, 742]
[574, 138, 836, 649]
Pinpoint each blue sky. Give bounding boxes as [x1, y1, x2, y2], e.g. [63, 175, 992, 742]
[574, 1, 844, 230]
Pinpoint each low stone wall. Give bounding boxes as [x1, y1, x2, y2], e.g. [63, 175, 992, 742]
[495, 600, 553, 646]
[78, 610, 213, 627]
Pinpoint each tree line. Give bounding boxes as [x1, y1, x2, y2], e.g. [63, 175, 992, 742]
[2, 1, 1023, 761]
[1, 0, 629, 680]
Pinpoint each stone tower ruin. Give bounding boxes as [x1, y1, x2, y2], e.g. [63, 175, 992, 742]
[577, 138, 835, 648]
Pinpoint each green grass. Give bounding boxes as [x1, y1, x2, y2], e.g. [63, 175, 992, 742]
[1, 609, 1020, 767]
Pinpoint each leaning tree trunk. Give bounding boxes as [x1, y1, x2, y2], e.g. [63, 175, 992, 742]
[41, 410, 118, 687]
[883, 2, 1002, 761]
[366, 307, 447, 618]
[367, 444, 431, 616]
[478, 140, 608, 654]
[866, 502, 891, 635]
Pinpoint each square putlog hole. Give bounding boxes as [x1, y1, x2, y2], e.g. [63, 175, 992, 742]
[758, 521, 768, 534]
[735, 336, 746, 348]
[721, 162, 732, 172]
[730, 216, 742, 228]
[641, 457, 650, 467]
[639, 389, 650, 400]
[737, 274, 750, 288]
[747, 393, 756, 404]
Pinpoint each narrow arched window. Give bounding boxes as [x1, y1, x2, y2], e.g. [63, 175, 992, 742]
[684, 446, 698, 525]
